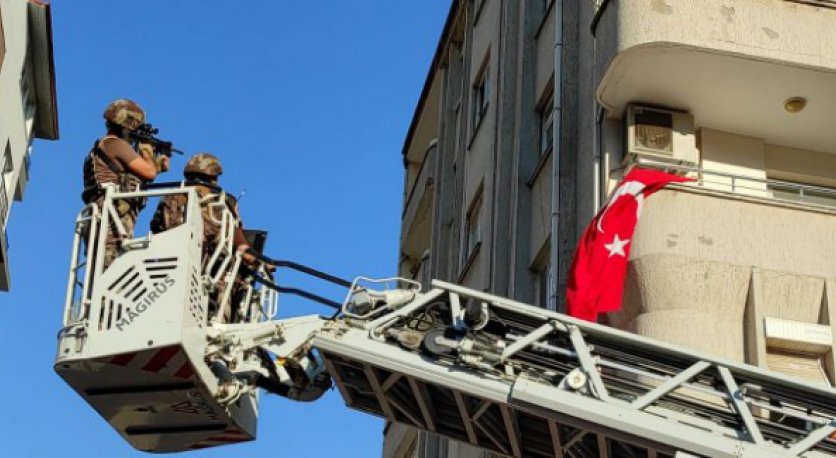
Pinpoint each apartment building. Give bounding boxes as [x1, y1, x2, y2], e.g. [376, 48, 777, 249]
[0, 0, 58, 291]
[390, 0, 836, 456]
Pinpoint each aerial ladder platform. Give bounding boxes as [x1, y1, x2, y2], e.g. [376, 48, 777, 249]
[56, 184, 836, 457]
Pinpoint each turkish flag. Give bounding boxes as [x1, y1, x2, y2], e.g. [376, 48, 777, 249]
[566, 167, 693, 321]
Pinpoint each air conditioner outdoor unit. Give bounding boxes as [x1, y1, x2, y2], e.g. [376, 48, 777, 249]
[625, 104, 697, 166]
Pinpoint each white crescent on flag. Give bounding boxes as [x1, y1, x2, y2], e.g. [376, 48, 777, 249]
[596, 181, 646, 234]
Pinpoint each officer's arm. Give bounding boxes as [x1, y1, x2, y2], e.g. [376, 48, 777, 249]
[233, 227, 257, 265]
[126, 144, 159, 181]
[101, 137, 157, 181]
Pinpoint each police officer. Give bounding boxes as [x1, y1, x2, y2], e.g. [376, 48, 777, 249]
[82, 99, 169, 267]
[151, 153, 256, 321]
[150, 153, 253, 262]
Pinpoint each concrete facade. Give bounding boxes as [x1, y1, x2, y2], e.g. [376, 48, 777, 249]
[0, 0, 58, 291]
[390, 0, 836, 456]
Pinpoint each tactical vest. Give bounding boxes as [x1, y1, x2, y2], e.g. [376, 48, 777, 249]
[196, 186, 224, 245]
[150, 185, 233, 251]
[81, 138, 144, 204]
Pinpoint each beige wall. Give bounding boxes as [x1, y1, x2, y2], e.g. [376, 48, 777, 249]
[595, 0, 836, 87]
[609, 187, 836, 365]
[460, 1, 502, 292]
[698, 128, 836, 196]
[765, 144, 836, 187]
[0, 0, 33, 223]
[700, 128, 768, 196]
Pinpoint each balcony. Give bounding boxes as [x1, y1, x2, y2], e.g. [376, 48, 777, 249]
[607, 161, 836, 367]
[401, 142, 437, 268]
[593, 0, 836, 153]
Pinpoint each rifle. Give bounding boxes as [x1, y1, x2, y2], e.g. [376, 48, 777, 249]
[128, 123, 185, 158]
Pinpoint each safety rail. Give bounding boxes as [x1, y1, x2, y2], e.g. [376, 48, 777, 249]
[63, 203, 99, 326]
[62, 184, 197, 329]
[631, 158, 836, 210]
[61, 183, 275, 333]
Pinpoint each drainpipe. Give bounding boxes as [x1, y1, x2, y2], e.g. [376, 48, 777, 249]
[548, 0, 564, 312]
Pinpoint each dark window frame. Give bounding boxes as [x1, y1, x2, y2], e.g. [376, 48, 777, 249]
[460, 187, 484, 280]
[470, 57, 491, 140]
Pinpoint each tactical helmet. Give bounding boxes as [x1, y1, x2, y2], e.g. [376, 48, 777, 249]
[103, 99, 146, 131]
[184, 153, 223, 177]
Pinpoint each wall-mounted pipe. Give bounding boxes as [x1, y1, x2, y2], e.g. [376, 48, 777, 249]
[549, 0, 564, 312]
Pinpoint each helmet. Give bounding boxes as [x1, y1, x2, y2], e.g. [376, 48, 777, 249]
[103, 99, 146, 131]
[184, 153, 223, 177]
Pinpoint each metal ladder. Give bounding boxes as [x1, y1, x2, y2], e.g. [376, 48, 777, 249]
[313, 279, 836, 457]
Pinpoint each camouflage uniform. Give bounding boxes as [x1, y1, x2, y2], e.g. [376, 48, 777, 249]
[90, 197, 139, 268]
[150, 153, 246, 322]
[150, 184, 230, 260]
[82, 99, 149, 268]
[151, 153, 229, 257]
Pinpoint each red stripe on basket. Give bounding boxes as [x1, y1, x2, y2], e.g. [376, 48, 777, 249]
[173, 362, 195, 379]
[141, 346, 180, 373]
[202, 435, 250, 443]
[188, 428, 250, 449]
[110, 352, 137, 366]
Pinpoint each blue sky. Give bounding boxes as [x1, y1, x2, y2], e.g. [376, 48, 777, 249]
[0, 2, 448, 457]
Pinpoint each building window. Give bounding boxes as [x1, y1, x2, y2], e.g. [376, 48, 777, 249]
[766, 350, 830, 386]
[402, 435, 418, 458]
[0, 142, 11, 225]
[21, 58, 37, 140]
[539, 92, 554, 157]
[536, 263, 553, 311]
[471, 62, 490, 133]
[424, 434, 448, 458]
[464, 193, 482, 263]
[762, 317, 832, 387]
[23, 146, 31, 177]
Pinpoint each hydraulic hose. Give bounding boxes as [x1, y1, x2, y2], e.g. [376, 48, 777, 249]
[245, 249, 352, 288]
[241, 265, 343, 310]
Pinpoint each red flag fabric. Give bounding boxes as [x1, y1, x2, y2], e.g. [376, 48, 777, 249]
[566, 167, 693, 321]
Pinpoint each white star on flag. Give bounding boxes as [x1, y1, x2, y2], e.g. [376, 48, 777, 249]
[604, 234, 629, 258]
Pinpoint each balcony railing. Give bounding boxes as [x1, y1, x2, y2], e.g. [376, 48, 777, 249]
[631, 158, 836, 211]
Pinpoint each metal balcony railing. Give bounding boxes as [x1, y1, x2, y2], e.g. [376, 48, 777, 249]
[633, 158, 836, 211]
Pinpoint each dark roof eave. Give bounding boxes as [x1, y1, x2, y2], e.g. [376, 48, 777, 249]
[401, 0, 461, 163]
[27, 0, 59, 140]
